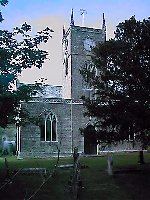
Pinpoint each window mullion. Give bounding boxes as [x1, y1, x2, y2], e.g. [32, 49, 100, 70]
[51, 118, 53, 141]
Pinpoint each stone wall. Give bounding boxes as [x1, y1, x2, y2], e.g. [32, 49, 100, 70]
[20, 99, 88, 157]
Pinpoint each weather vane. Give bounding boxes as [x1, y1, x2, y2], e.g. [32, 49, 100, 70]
[80, 9, 87, 26]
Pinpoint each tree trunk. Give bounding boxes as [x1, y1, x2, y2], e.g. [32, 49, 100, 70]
[138, 150, 145, 164]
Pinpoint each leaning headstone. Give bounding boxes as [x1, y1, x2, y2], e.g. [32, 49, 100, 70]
[58, 164, 74, 169]
[107, 152, 113, 175]
[138, 150, 145, 164]
[19, 168, 48, 175]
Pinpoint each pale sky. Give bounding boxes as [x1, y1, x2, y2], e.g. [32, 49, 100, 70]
[1, 0, 150, 86]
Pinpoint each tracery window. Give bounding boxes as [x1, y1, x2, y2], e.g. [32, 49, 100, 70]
[39, 112, 57, 142]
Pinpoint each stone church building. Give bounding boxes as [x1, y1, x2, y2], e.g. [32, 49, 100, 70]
[17, 11, 107, 157]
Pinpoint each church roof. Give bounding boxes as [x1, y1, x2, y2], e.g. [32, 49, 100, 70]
[17, 82, 62, 99]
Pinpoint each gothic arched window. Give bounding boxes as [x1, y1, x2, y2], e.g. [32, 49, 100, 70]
[39, 112, 57, 142]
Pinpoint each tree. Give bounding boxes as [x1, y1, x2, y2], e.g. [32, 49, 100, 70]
[0, 1, 53, 127]
[81, 16, 150, 163]
[0, 0, 8, 21]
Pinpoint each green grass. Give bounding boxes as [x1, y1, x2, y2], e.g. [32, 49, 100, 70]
[80, 153, 150, 200]
[0, 156, 73, 200]
[0, 153, 150, 199]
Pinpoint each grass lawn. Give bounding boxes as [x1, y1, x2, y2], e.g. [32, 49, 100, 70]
[80, 152, 150, 200]
[0, 152, 150, 200]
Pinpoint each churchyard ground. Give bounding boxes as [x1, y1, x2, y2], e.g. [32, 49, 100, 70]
[0, 152, 150, 199]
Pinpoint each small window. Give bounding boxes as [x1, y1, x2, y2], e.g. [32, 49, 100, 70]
[82, 60, 96, 90]
[65, 57, 68, 76]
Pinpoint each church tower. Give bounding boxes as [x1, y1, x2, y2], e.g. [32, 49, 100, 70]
[18, 10, 107, 158]
[62, 9, 106, 100]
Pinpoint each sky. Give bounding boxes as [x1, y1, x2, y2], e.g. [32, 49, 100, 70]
[1, 0, 150, 86]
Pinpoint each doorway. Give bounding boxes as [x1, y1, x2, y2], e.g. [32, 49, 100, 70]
[84, 125, 97, 154]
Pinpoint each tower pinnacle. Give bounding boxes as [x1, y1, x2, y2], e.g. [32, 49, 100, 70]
[102, 13, 106, 33]
[70, 8, 74, 27]
[63, 25, 65, 36]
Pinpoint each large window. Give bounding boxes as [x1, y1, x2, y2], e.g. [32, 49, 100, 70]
[39, 112, 57, 142]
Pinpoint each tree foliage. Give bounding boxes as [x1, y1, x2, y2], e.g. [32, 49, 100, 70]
[81, 16, 150, 148]
[0, 1, 53, 127]
[0, 0, 8, 21]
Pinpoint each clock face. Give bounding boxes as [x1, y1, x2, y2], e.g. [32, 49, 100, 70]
[83, 38, 95, 51]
